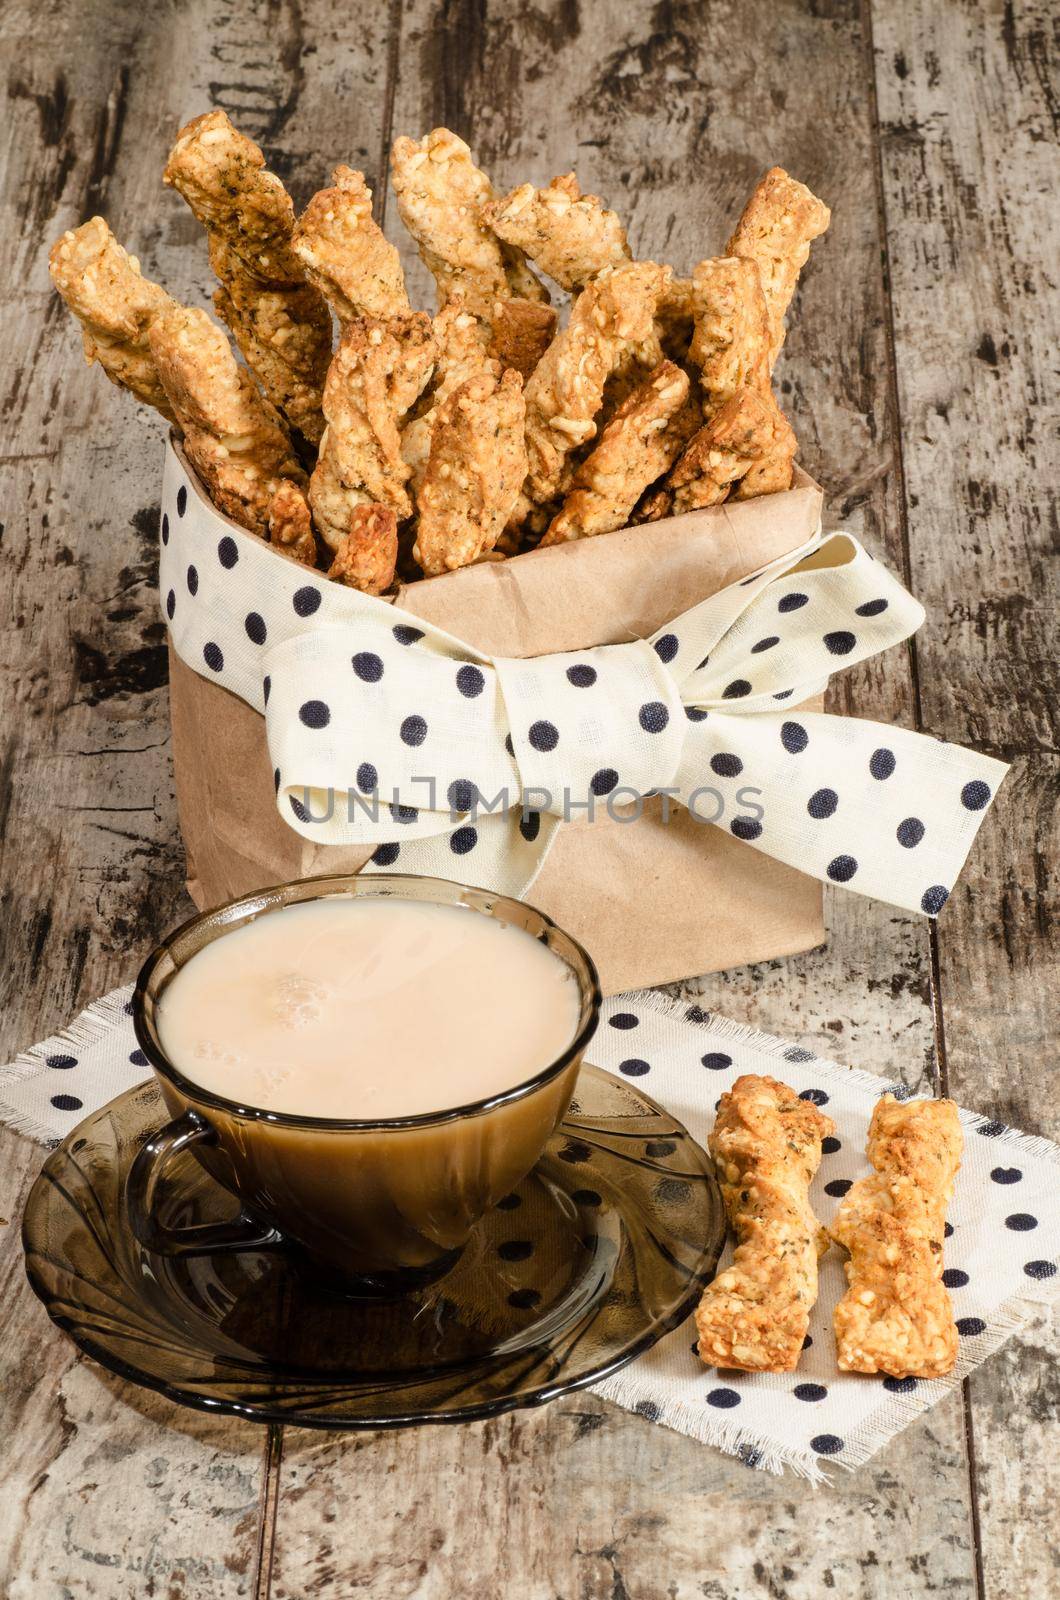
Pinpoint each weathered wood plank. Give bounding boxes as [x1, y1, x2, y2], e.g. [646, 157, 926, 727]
[871, 1, 1060, 1595]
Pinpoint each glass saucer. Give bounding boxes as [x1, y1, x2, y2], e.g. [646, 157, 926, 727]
[22, 1065, 724, 1429]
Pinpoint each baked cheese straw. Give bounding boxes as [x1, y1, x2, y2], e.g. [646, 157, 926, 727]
[540, 362, 693, 545]
[390, 129, 548, 317]
[523, 259, 670, 504]
[163, 110, 332, 443]
[292, 166, 411, 324]
[831, 1095, 963, 1379]
[668, 386, 796, 513]
[309, 313, 436, 553]
[483, 172, 630, 291]
[487, 298, 559, 382]
[725, 167, 830, 365]
[327, 504, 399, 595]
[401, 299, 497, 494]
[688, 257, 772, 419]
[414, 369, 527, 575]
[49, 217, 178, 419]
[696, 1075, 834, 1373]
[267, 479, 318, 567]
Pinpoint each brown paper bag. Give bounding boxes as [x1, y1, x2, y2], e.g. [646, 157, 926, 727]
[169, 469, 826, 993]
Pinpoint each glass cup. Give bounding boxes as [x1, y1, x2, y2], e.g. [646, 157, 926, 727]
[128, 874, 601, 1295]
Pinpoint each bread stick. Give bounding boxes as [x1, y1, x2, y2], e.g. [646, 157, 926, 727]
[831, 1095, 963, 1379]
[486, 297, 558, 382]
[414, 369, 527, 575]
[696, 1075, 834, 1373]
[327, 504, 400, 596]
[292, 165, 410, 325]
[483, 171, 630, 291]
[688, 256, 772, 419]
[267, 480, 318, 567]
[725, 167, 830, 365]
[668, 385, 796, 512]
[400, 299, 497, 495]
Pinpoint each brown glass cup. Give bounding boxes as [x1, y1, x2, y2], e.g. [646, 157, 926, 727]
[129, 874, 601, 1296]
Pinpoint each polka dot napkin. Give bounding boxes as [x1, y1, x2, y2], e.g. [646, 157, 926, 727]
[3, 987, 1056, 1480]
[159, 443, 1008, 917]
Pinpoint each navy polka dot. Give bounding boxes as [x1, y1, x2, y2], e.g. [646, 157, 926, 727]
[685, 1005, 709, 1024]
[1005, 1214, 1037, 1231]
[129, 1049, 149, 1067]
[203, 642, 224, 672]
[529, 719, 559, 751]
[166, 589, 176, 620]
[824, 630, 856, 655]
[591, 768, 619, 796]
[800, 1088, 830, 1106]
[897, 817, 925, 848]
[990, 1167, 1022, 1185]
[812, 1435, 844, 1456]
[573, 1189, 602, 1208]
[942, 1269, 969, 1288]
[784, 1046, 814, 1063]
[803, 1334, 813, 1350]
[508, 1288, 541, 1310]
[822, 1136, 841, 1155]
[450, 825, 478, 855]
[711, 753, 743, 778]
[245, 612, 267, 645]
[496, 1193, 522, 1210]
[161, 513, 169, 545]
[639, 701, 670, 732]
[730, 816, 763, 841]
[371, 842, 400, 866]
[393, 625, 424, 646]
[176, 485, 187, 518]
[856, 598, 889, 616]
[752, 635, 780, 653]
[773, 690, 794, 700]
[956, 1317, 986, 1336]
[293, 586, 322, 617]
[357, 762, 377, 792]
[498, 1240, 533, 1262]
[827, 855, 858, 883]
[944, 1222, 954, 1238]
[654, 634, 678, 664]
[519, 811, 541, 842]
[825, 1178, 852, 1197]
[634, 1399, 661, 1422]
[400, 714, 427, 747]
[504, 733, 515, 757]
[456, 664, 485, 698]
[707, 1389, 741, 1409]
[922, 885, 949, 915]
[389, 801, 418, 824]
[701, 1053, 732, 1072]
[559, 1141, 591, 1164]
[738, 1444, 763, 1469]
[793, 1384, 828, 1402]
[778, 592, 808, 613]
[609, 1013, 639, 1030]
[263, 676, 271, 705]
[46, 1054, 78, 1069]
[187, 564, 199, 595]
[619, 1058, 651, 1077]
[722, 679, 752, 700]
[217, 535, 239, 569]
[870, 748, 896, 780]
[447, 779, 477, 812]
[962, 780, 991, 810]
[883, 1376, 917, 1394]
[567, 663, 598, 686]
[645, 1140, 676, 1157]
[50, 1093, 83, 1112]
[273, 767, 281, 793]
[353, 651, 384, 683]
[686, 706, 709, 722]
[808, 788, 838, 819]
[1024, 1260, 1056, 1280]
[298, 700, 329, 729]
[978, 1120, 1006, 1138]
[289, 795, 309, 823]
[781, 721, 809, 754]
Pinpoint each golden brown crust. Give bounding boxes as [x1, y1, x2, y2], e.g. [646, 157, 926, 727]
[149, 305, 305, 535]
[310, 313, 436, 552]
[267, 479, 318, 567]
[541, 362, 693, 545]
[483, 171, 630, 291]
[831, 1095, 963, 1379]
[326, 503, 399, 595]
[487, 297, 559, 382]
[48, 217, 178, 419]
[400, 300, 497, 495]
[164, 110, 332, 441]
[292, 165, 410, 325]
[688, 256, 772, 418]
[725, 167, 830, 365]
[696, 1075, 834, 1373]
[523, 260, 670, 504]
[414, 369, 527, 575]
[668, 386, 796, 512]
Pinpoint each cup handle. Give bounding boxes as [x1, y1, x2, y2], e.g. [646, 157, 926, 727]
[127, 1109, 283, 1256]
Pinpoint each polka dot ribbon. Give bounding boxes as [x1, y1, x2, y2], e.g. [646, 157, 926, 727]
[160, 444, 1008, 917]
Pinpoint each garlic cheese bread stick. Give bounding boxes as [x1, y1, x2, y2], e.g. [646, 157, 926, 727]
[725, 167, 830, 365]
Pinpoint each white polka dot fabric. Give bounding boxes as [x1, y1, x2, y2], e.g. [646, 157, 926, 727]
[3, 988, 1057, 1480]
[159, 444, 1008, 917]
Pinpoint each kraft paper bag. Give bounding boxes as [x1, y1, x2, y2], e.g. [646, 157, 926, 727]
[168, 470, 826, 993]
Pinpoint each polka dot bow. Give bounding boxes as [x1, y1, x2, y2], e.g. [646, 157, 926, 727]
[160, 447, 1008, 918]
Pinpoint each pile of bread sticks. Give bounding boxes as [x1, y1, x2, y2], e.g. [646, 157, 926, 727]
[49, 111, 829, 595]
[697, 1076, 964, 1379]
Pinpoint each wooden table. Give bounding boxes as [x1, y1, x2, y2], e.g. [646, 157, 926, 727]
[1, 2, 1055, 1594]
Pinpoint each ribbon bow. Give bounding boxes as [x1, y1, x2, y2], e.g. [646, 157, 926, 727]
[160, 446, 1007, 918]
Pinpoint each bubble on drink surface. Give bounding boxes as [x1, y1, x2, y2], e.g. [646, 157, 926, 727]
[271, 974, 331, 1029]
[193, 1039, 243, 1066]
